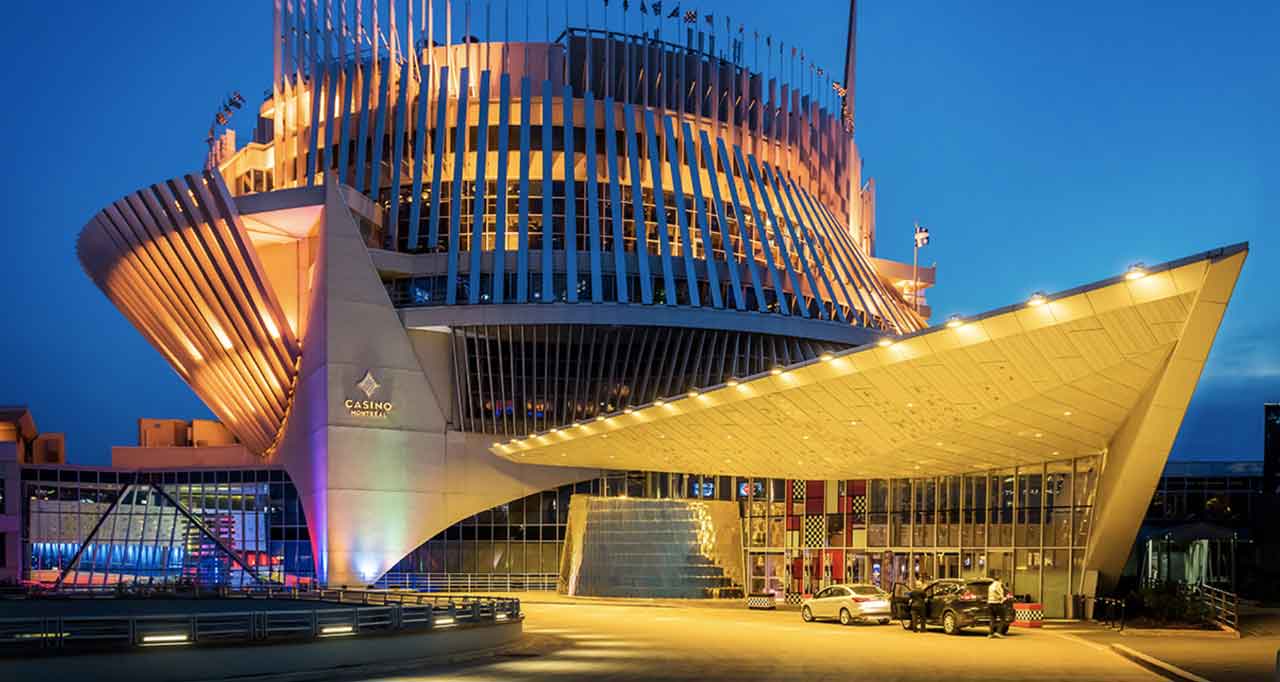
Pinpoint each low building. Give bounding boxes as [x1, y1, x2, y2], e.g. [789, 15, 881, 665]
[0, 407, 67, 583]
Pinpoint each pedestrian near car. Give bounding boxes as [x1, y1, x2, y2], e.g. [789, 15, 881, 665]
[987, 576, 1006, 638]
[908, 585, 926, 633]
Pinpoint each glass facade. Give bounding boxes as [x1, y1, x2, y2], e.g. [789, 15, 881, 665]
[386, 456, 1099, 618]
[22, 467, 315, 588]
[1145, 461, 1263, 527]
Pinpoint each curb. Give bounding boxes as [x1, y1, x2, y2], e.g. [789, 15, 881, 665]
[1109, 643, 1214, 682]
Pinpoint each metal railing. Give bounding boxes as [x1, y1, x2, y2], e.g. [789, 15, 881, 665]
[374, 573, 559, 592]
[1196, 583, 1239, 631]
[0, 587, 520, 655]
[1092, 596, 1126, 631]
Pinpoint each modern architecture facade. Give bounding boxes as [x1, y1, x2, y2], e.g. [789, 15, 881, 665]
[66, 0, 1244, 612]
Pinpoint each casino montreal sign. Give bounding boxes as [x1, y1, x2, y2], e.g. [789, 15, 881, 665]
[346, 370, 395, 418]
[345, 398, 394, 418]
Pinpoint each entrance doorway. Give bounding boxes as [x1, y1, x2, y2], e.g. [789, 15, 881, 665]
[936, 552, 960, 579]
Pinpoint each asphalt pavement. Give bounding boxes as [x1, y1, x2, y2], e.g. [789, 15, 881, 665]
[331, 599, 1164, 682]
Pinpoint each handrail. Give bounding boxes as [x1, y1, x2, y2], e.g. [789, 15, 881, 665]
[373, 573, 559, 592]
[0, 587, 520, 655]
[1196, 583, 1239, 631]
[1092, 596, 1126, 631]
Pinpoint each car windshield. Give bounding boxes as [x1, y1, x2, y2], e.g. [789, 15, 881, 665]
[851, 586, 885, 596]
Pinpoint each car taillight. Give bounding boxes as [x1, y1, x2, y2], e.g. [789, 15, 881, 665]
[959, 590, 979, 601]
[851, 596, 870, 603]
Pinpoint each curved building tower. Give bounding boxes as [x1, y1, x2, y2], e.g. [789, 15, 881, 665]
[78, 1, 1243, 599]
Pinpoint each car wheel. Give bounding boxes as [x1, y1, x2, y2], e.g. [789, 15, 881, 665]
[801, 606, 814, 622]
[839, 608, 854, 626]
[879, 618, 890, 626]
[942, 611, 959, 635]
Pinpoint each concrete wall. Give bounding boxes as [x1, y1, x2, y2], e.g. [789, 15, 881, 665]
[272, 180, 599, 586]
[112, 445, 262, 470]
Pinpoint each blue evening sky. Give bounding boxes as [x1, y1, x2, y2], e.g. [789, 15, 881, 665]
[0, 1, 1275, 465]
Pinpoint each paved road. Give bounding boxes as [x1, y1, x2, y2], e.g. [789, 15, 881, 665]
[1075, 629, 1280, 682]
[337, 601, 1161, 682]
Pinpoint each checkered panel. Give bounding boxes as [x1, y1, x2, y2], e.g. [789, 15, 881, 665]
[850, 495, 866, 515]
[792, 479, 806, 501]
[1013, 603, 1044, 627]
[746, 595, 777, 610]
[803, 516, 826, 548]
[784, 592, 804, 605]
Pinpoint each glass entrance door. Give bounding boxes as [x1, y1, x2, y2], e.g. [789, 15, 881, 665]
[937, 552, 960, 579]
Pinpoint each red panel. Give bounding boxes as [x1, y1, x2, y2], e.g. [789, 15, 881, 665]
[806, 480, 824, 498]
[850, 479, 866, 496]
[787, 515, 800, 530]
[830, 550, 845, 581]
[805, 497, 824, 515]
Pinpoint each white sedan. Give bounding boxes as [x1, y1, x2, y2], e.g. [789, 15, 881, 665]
[801, 584, 893, 625]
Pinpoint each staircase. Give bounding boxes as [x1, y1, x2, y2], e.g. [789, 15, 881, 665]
[561, 497, 744, 599]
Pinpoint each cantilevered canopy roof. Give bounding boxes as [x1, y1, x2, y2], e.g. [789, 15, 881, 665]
[492, 244, 1246, 479]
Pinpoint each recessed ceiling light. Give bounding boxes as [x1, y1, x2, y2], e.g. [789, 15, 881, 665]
[877, 338, 894, 348]
[946, 316, 964, 329]
[654, 399, 665, 407]
[1063, 411, 1073, 417]
[1125, 263, 1147, 281]
[1027, 292, 1047, 307]
[771, 366, 784, 375]
[819, 352, 835, 362]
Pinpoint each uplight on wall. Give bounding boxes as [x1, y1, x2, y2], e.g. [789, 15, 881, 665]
[1027, 292, 1047, 307]
[1125, 263, 1147, 280]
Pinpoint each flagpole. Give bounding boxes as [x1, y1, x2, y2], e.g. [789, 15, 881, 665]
[912, 222, 920, 314]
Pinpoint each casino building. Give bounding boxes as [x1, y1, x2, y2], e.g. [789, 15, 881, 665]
[63, 1, 1244, 615]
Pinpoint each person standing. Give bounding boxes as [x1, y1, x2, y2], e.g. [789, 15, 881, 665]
[908, 581, 927, 633]
[987, 576, 1006, 638]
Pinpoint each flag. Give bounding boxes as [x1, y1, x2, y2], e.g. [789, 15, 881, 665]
[914, 225, 930, 248]
[683, 9, 696, 23]
[765, 35, 770, 46]
[705, 13, 713, 26]
[739, 24, 744, 34]
[668, 5, 680, 19]
[640, 1, 648, 13]
[624, 0, 629, 9]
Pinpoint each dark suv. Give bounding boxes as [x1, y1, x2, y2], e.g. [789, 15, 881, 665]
[890, 579, 1013, 635]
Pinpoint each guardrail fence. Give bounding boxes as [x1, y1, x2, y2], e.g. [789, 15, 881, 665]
[0, 588, 520, 654]
[374, 573, 558, 592]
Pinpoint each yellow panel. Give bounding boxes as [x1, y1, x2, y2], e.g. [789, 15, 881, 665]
[1125, 271, 1179, 305]
[1168, 259, 1208, 295]
[1085, 283, 1134, 316]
